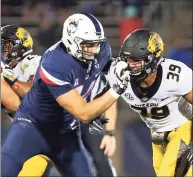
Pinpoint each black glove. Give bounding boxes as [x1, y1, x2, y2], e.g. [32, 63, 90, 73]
[89, 117, 109, 135]
[187, 143, 193, 164]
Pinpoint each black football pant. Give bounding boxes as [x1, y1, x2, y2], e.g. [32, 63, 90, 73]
[81, 122, 116, 177]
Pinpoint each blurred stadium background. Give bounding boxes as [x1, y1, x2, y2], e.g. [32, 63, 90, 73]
[1, 0, 192, 176]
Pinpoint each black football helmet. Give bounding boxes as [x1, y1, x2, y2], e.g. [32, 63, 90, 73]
[119, 29, 164, 82]
[1, 24, 33, 65]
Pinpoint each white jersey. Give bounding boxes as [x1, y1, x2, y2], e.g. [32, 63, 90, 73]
[1, 55, 41, 117]
[13, 55, 41, 82]
[107, 58, 192, 132]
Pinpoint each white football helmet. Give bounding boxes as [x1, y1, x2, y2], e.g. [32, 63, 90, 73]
[62, 13, 106, 62]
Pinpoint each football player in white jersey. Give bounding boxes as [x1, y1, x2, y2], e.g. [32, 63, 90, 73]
[1, 24, 49, 176]
[107, 29, 192, 176]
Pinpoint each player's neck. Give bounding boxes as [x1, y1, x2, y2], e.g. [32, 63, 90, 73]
[140, 71, 157, 88]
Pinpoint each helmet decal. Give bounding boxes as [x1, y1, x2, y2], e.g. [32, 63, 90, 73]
[147, 33, 164, 57]
[67, 18, 81, 36]
[15, 27, 33, 48]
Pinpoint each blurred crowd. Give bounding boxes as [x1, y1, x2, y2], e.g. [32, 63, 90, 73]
[2, 0, 150, 17]
[2, 0, 151, 54]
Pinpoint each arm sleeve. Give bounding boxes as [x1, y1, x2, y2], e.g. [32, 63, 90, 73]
[177, 62, 192, 95]
[39, 64, 74, 99]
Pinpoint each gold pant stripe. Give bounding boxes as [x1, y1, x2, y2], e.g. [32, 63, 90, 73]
[18, 155, 48, 176]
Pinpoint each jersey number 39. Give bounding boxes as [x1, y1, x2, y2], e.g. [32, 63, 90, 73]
[131, 105, 170, 120]
[166, 64, 181, 82]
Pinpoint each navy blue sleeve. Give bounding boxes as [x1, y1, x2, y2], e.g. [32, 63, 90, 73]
[39, 64, 74, 99]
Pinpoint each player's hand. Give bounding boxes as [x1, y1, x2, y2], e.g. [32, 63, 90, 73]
[187, 143, 193, 164]
[2, 65, 18, 85]
[109, 59, 130, 95]
[89, 117, 109, 135]
[100, 135, 116, 157]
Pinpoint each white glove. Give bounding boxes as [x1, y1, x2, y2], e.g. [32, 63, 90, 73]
[2, 65, 17, 81]
[2, 65, 18, 86]
[114, 60, 130, 86]
[107, 59, 130, 95]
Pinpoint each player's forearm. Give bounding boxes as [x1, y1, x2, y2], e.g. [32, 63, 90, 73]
[57, 88, 120, 123]
[1, 98, 20, 112]
[1, 78, 21, 111]
[77, 89, 118, 123]
[104, 102, 117, 131]
[12, 81, 33, 97]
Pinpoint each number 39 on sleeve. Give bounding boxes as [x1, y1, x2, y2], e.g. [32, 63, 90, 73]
[166, 64, 181, 82]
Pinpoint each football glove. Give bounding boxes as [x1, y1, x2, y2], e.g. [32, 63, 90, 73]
[187, 143, 193, 164]
[2, 65, 18, 86]
[89, 117, 109, 135]
[108, 59, 130, 95]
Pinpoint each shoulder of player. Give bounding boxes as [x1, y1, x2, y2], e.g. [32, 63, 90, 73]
[100, 41, 111, 58]
[40, 44, 78, 80]
[161, 58, 191, 87]
[162, 58, 187, 67]
[43, 42, 75, 67]
[24, 54, 41, 61]
[161, 58, 190, 74]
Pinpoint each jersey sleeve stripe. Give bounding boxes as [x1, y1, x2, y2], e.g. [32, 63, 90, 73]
[40, 66, 70, 86]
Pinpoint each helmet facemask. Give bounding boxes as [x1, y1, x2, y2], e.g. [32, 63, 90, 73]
[1, 39, 21, 66]
[2, 39, 33, 68]
[72, 37, 106, 63]
[121, 53, 162, 82]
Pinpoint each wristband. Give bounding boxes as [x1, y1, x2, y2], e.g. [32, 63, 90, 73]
[109, 88, 120, 99]
[3, 76, 18, 87]
[106, 130, 116, 136]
